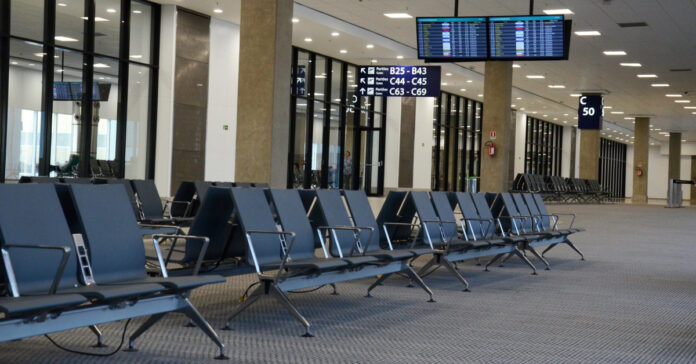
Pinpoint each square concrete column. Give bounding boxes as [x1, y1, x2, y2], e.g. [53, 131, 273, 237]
[235, 0, 292, 187]
[479, 61, 513, 193]
[668, 132, 682, 180]
[691, 156, 696, 206]
[632, 117, 649, 203]
[579, 129, 600, 180]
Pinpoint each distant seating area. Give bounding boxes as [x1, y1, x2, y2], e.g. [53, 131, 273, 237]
[0, 180, 586, 360]
[511, 173, 615, 203]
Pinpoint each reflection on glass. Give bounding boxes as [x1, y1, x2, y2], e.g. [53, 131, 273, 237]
[129, 1, 152, 64]
[330, 60, 342, 104]
[311, 100, 324, 188]
[51, 47, 82, 176]
[5, 39, 44, 179]
[327, 106, 340, 189]
[55, 0, 85, 49]
[344, 107, 355, 189]
[314, 56, 326, 100]
[125, 64, 150, 179]
[292, 98, 308, 188]
[94, 0, 121, 57]
[10, 0, 43, 40]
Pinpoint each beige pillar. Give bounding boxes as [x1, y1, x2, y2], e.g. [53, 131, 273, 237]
[479, 61, 513, 193]
[579, 129, 600, 180]
[235, 0, 292, 186]
[632, 117, 649, 203]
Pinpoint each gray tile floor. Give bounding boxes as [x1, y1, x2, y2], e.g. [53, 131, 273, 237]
[2, 203, 696, 363]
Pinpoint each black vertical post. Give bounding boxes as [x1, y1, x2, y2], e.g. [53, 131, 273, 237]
[146, 3, 161, 180]
[320, 60, 330, 188]
[78, 0, 95, 178]
[303, 53, 316, 188]
[287, 47, 298, 188]
[338, 62, 347, 189]
[38, 0, 56, 176]
[0, 0, 9, 182]
[454, 0, 459, 17]
[529, 0, 534, 15]
[115, 0, 131, 178]
[377, 97, 386, 196]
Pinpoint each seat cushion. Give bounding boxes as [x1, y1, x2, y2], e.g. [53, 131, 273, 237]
[119, 275, 226, 291]
[0, 294, 87, 316]
[366, 249, 414, 261]
[448, 239, 490, 250]
[264, 258, 349, 272]
[408, 247, 434, 257]
[341, 255, 381, 266]
[62, 283, 166, 301]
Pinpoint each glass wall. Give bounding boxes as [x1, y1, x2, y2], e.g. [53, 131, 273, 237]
[598, 138, 627, 198]
[524, 117, 563, 176]
[431, 91, 482, 191]
[0, 0, 159, 181]
[289, 47, 386, 195]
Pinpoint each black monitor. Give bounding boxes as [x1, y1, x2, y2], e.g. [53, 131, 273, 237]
[53, 82, 73, 101]
[488, 15, 570, 60]
[53, 82, 104, 101]
[416, 17, 488, 62]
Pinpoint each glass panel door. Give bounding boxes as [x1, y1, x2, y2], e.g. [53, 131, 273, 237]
[358, 128, 382, 196]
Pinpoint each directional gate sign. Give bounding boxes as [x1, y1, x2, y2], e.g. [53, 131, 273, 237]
[357, 65, 441, 97]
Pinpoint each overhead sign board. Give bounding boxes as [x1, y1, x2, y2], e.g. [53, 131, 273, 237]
[357, 65, 441, 97]
[577, 94, 603, 129]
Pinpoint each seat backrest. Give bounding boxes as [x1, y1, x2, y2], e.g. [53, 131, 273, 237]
[315, 190, 361, 257]
[409, 191, 445, 246]
[186, 187, 237, 262]
[454, 192, 487, 240]
[524, 193, 550, 230]
[430, 192, 458, 241]
[107, 160, 120, 177]
[235, 182, 253, 188]
[267, 189, 317, 262]
[103, 179, 139, 218]
[63, 177, 93, 184]
[497, 193, 529, 234]
[343, 189, 381, 251]
[171, 181, 197, 217]
[253, 182, 270, 189]
[376, 191, 413, 242]
[229, 188, 284, 268]
[194, 181, 214, 203]
[511, 193, 534, 231]
[471, 193, 494, 221]
[97, 160, 112, 177]
[131, 179, 164, 219]
[523, 174, 535, 191]
[0, 184, 80, 294]
[69, 184, 147, 284]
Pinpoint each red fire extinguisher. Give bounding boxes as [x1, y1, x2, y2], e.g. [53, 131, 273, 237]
[485, 141, 496, 157]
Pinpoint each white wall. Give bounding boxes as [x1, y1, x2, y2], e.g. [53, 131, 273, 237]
[513, 111, 526, 176]
[205, 18, 240, 182]
[561, 125, 572, 177]
[154, 5, 177, 196]
[645, 145, 692, 200]
[412, 97, 434, 189]
[384, 97, 401, 189]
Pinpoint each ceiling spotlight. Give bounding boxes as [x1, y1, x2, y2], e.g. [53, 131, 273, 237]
[651, 83, 669, 87]
[331, 32, 339, 37]
[384, 13, 413, 19]
[339, 49, 347, 54]
[512, 64, 521, 68]
[106, 8, 117, 13]
[637, 74, 657, 78]
[526, 75, 545, 79]
[543, 9, 574, 15]
[574, 30, 601, 36]
[620, 63, 641, 67]
[292, 18, 299, 23]
[304, 37, 312, 42]
[366, 44, 374, 49]
[603, 50, 627, 56]
[213, 8, 223, 14]
[396, 55, 404, 59]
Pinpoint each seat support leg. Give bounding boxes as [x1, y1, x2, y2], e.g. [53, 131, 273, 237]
[126, 312, 167, 352]
[223, 283, 265, 330]
[525, 245, 550, 270]
[366, 273, 391, 298]
[484, 253, 505, 272]
[513, 247, 538, 275]
[565, 241, 585, 260]
[179, 298, 228, 360]
[541, 243, 558, 257]
[404, 266, 435, 302]
[416, 256, 438, 276]
[269, 284, 313, 337]
[499, 252, 515, 267]
[88, 325, 106, 347]
[329, 283, 339, 295]
[441, 258, 470, 292]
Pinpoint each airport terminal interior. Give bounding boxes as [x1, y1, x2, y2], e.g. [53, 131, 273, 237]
[1, 0, 696, 363]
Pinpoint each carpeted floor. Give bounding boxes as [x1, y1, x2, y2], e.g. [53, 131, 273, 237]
[2, 203, 696, 363]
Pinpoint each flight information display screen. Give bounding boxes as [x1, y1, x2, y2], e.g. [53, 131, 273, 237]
[416, 17, 488, 61]
[489, 15, 567, 59]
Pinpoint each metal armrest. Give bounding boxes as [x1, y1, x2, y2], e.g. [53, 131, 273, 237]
[152, 234, 210, 277]
[317, 225, 374, 256]
[460, 217, 495, 240]
[549, 212, 576, 229]
[245, 230, 296, 280]
[381, 222, 421, 250]
[164, 200, 192, 218]
[2, 244, 72, 296]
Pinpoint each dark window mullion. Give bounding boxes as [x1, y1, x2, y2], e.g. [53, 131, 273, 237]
[115, 0, 131, 178]
[287, 47, 298, 188]
[78, 0, 95, 178]
[38, 0, 56, 176]
[338, 62, 347, 188]
[145, 2, 160, 179]
[303, 53, 316, 188]
[0, 0, 10, 181]
[319, 59, 331, 188]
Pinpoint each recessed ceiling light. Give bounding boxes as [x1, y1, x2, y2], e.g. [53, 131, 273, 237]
[28, 63, 35, 66]
[575, 30, 601, 36]
[371, 59, 377, 63]
[620, 63, 641, 67]
[93, 63, 110, 68]
[682, 140, 687, 142]
[396, 55, 403, 59]
[339, 49, 347, 54]
[610, 111, 624, 114]
[526, 75, 545, 79]
[675, 100, 691, 103]
[637, 74, 657, 78]
[384, 13, 413, 19]
[520, 108, 525, 110]
[548, 85, 565, 88]
[213, 8, 223, 14]
[570, 93, 581, 97]
[531, 111, 538, 114]
[80, 16, 109, 21]
[466, 80, 472, 83]
[445, 73, 452, 76]
[651, 83, 669, 87]
[624, 117, 635, 120]
[304, 37, 312, 42]
[331, 32, 339, 37]
[604, 106, 612, 109]
[512, 64, 521, 68]
[543, 114, 548, 117]
[366, 44, 374, 49]
[460, 88, 466, 92]
[292, 18, 299, 23]
[684, 106, 696, 109]
[106, 8, 117, 13]
[666, 94, 682, 97]
[543, 9, 573, 15]
[57, 2, 67, 6]
[478, 94, 484, 97]
[55, 35, 78, 42]
[516, 97, 522, 100]
[129, 54, 142, 59]
[33, 52, 46, 57]
[441, 82, 448, 86]
[133, 10, 142, 14]
[511, 104, 516, 107]
[10, 61, 18, 65]
[603, 50, 627, 56]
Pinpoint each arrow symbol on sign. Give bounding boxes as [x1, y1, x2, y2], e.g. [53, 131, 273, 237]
[360, 79, 365, 84]
[359, 88, 365, 93]
[360, 68, 366, 73]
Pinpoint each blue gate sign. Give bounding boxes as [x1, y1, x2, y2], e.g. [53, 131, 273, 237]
[357, 65, 441, 97]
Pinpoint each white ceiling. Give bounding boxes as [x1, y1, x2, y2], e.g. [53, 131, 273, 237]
[155, 0, 696, 143]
